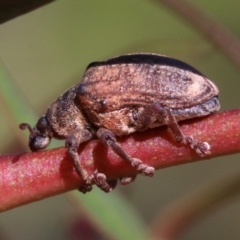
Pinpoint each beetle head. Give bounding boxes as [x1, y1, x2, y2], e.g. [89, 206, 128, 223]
[20, 116, 52, 151]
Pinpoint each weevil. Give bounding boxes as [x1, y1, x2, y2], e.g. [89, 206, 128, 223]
[20, 53, 220, 193]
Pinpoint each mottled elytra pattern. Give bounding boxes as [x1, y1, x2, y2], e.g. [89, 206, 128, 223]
[79, 63, 217, 110]
[20, 53, 220, 193]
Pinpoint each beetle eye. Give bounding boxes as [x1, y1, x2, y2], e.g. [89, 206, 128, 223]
[36, 116, 48, 132]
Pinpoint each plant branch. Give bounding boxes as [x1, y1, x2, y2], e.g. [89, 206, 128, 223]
[1, 109, 240, 212]
[0, 0, 56, 24]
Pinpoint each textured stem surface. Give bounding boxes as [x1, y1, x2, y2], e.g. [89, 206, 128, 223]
[0, 109, 240, 211]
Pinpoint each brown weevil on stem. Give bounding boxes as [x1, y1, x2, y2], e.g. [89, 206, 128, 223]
[20, 53, 220, 193]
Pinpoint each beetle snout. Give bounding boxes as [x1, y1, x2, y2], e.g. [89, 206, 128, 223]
[29, 135, 51, 151]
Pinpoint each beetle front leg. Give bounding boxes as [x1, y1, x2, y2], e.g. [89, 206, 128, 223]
[97, 128, 155, 180]
[66, 128, 116, 193]
[65, 129, 93, 193]
[147, 103, 211, 156]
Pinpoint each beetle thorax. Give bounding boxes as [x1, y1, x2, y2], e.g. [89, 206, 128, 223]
[46, 89, 91, 138]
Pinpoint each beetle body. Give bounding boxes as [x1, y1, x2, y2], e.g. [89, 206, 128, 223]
[20, 53, 220, 193]
[78, 54, 219, 136]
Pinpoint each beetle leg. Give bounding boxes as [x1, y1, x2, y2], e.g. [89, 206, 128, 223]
[91, 170, 118, 192]
[65, 128, 93, 193]
[148, 103, 211, 156]
[119, 176, 137, 185]
[97, 128, 155, 178]
[66, 128, 116, 193]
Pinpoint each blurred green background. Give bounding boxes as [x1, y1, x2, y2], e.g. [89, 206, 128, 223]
[0, 1, 240, 239]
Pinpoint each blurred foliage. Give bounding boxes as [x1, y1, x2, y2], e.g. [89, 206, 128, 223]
[0, 1, 240, 240]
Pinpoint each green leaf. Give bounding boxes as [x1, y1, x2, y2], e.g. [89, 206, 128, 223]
[69, 189, 153, 240]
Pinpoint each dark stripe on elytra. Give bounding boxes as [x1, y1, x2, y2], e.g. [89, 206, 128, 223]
[192, 85, 213, 102]
[86, 54, 204, 76]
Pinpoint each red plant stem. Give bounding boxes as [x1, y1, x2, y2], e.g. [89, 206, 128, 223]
[0, 109, 240, 212]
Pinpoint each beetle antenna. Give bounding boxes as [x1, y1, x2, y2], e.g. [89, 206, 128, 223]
[19, 123, 34, 134]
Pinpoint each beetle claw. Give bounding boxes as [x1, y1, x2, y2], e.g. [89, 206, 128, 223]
[185, 137, 211, 156]
[79, 171, 117, 193]
[93, 171, 118, 192]
[132, 158, 155, 177]
[195, 142, 211, 156]
[78, 184, 93, 194]
[120, 176, 137, 185]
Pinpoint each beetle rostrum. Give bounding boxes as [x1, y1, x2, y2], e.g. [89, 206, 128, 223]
[20, 53, 220, 193]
